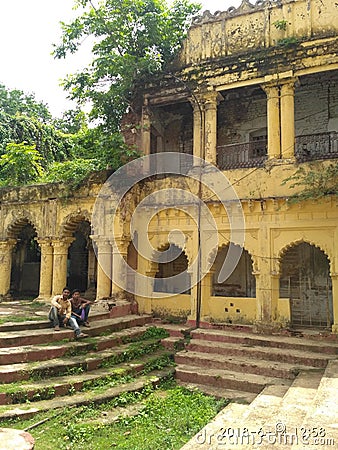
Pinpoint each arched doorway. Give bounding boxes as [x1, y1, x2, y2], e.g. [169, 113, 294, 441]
[279, 242, 333, 328]
[67, 221, 91, 292]
[212, 245, 256, 297]
[153, 244, 190, 294]
[11, 223, 40, 298]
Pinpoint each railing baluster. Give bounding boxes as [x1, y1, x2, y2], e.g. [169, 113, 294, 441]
[295, 132, 338, 162]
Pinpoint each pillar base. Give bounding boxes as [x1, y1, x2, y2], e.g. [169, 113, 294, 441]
[332, 324, 338, 334]
[34, 296, 52, 304]
[253, 320, 285, 335]
[0, 294, 13, 302]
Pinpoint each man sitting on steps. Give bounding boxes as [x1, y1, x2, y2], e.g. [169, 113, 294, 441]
[49, 287, 88, 339]
[70, 289, 92, 328]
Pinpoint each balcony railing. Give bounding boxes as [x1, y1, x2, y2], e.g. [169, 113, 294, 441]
[217, 140, 267, 170]
[295, 132, 338, 162]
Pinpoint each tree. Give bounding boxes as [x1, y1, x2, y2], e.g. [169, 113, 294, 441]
[0, 142, 44, 186]
[0, 84, 51, 122]
[0, 84, 74, 164]
[53, 0, 200, 132]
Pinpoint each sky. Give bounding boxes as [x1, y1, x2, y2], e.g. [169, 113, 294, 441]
[0, 0, 242, 117]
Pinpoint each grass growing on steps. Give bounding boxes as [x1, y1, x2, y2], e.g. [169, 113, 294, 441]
[1, 379, 228, 450]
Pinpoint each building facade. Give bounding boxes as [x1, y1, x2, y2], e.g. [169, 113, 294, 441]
[0, 0, 338, 332]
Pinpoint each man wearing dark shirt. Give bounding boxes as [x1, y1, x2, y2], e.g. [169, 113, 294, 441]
[70, 289, 92, 327]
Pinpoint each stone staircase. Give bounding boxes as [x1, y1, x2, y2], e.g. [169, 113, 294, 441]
[0, 302, 175, 420]
[176, 326, 338, 449]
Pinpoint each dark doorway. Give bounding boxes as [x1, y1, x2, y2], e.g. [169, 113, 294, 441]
[279, 243, 333, 328]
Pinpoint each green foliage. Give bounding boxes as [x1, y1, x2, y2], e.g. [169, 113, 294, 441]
[140, 326, 169, 340]
[276, 36, 298, 46]
[273, 19, 288, 31]
[53, 0, 201, 132]
[39, 158, 98, 188]
[0, 142, 44, 186]
[282, 162, 338, 202]
[0, 84, 51, 121]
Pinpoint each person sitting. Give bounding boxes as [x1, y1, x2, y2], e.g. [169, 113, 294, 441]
[48, 286, 87, 338]
[70, 289, 92, 328]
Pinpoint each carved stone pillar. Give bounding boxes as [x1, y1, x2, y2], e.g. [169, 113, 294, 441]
[262, 84, 281, 159]
[95, 239, 112, 300]
[204, 91, 223, 165]
[36, 238, 53, 300]
[280, 80, 296, 159]
[111, 240, 128, 295]
[191, 97, 203, 160]
[0, 239, 16, 298]
[51, 238, 74, 296]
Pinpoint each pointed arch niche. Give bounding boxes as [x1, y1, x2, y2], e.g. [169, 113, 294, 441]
[212, 245, 256, 298]
[153, 243, 191, 294]
[279, 242, 333, 329]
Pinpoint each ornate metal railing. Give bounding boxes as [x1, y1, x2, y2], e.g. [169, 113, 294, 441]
[295, 132, 338, 162]
[217, 140, 267, 170]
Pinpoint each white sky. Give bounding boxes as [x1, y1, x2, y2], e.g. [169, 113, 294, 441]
[0, 0, 241, 117]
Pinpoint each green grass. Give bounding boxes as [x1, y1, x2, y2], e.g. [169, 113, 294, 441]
[0, 316, 46, 325]
[1, 381, 228, 450]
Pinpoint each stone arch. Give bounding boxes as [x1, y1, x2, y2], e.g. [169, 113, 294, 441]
[59, 211, 93, 293]
[152, 243, 191, 294]
[59, 210, 92, 238]
[279, 241, 333, 328]
[211, 243, 256, 297]
[277, 238, 332, 274]
[7, 215, 40, 240]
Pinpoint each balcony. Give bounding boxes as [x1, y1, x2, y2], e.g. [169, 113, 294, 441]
[217, 140, 267, 170]
[295, 132, 338, 162]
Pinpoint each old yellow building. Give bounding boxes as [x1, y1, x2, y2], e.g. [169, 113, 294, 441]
[0, 0, 338, 333]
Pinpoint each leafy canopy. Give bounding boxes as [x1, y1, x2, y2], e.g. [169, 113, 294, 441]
[53, 0, 201, 131]
[0, 142, 44, 186]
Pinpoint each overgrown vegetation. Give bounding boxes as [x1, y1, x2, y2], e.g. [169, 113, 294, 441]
[1, 381, 228, 450]
[282, 162, 338, 202]
[0, 1, 200, 190]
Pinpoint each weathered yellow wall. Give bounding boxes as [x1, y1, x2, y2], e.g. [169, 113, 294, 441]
[178, 0, 338, 66]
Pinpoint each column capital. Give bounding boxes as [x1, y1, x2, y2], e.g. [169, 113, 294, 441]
[36, 238, 52, 246]
[110, 237, 129, 254]
[51, 238, 75, 251]
[90, 235, 111, 249]
[0, 239, 17, 251]
[260, 82, 279, 98]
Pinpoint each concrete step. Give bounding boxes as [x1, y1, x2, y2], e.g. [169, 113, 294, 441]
[176, 380, 257, 403]
[0, 311, 111, 332]
[291, 360, 338, 449]
[0, 338, 163, 383]
[0, 367, 174, 421]
[0, 314, 152, 348]
[0, 349, 172, 405]
[175, 350, 318, 379]
[233, 371, 326, 450]
[161, 336, 186, 351]
[0, 326, 149, 365]
[186, 339, 333, 367]
[175, 364, 291, 393]
[158, 324, 191, 338]
[191, 328, 338, 355]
